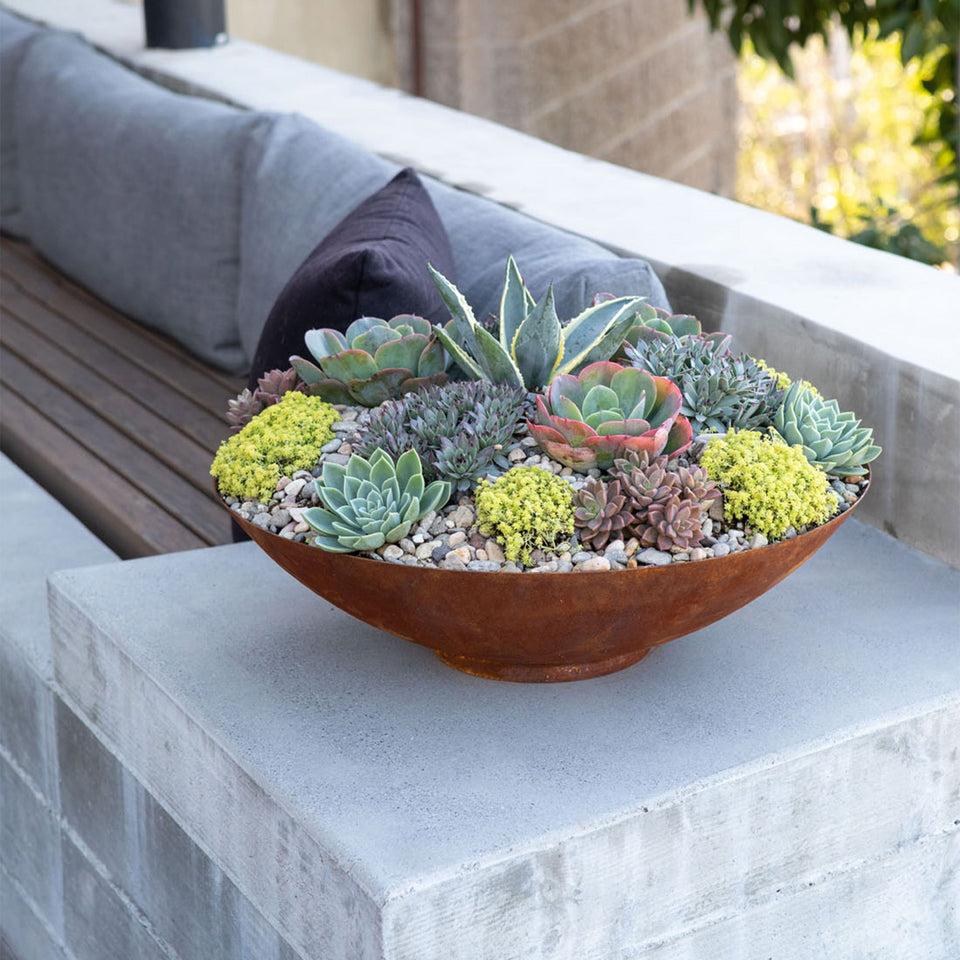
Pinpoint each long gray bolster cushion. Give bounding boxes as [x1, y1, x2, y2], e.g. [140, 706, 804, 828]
[15, 31, 262, 371]
[0, 10, 43, 237]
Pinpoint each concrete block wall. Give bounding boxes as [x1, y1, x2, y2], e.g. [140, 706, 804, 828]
[398, 0, 738, 196]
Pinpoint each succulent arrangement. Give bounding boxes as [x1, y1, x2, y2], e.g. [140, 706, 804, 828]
[214, 252, 879, 574]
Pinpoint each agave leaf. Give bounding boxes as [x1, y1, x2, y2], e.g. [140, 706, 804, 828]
[344, 317, 387, 343]
[571, 307, 642, 374]
[354, 325, 402, 355]
[417, 337, 446, 377]
[389, 314, 432, 336]
[555, 297, 642, 376]
[375, 334, 428, 373]
[427, 264, 482, 356]
[499, 255, 529, 354]
[347, 368, 411, 406]
[432, 323, 486, 381]
[511, 284, 562, 388]
[304, 328, 348, 361]
[474, 325, 525, 387]
[290, 356, 327, 385]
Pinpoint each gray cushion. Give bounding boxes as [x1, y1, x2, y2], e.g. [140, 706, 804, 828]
[16, 32, 262, 371]
[0, 10, 43, 236]
[238, 113, 398, 363]
[425, 179, 672, 322]
[238, 113, 670, 366]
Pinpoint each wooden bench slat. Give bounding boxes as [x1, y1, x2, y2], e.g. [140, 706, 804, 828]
[0, 386, 209, 558]
[3, 282, 232, 453]
[2, 352, 232, 548]
[2, 313, 221, 498]
[1, 240, 245, 415]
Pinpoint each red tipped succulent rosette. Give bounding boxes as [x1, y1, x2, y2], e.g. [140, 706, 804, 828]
[527, 360, 692, 472]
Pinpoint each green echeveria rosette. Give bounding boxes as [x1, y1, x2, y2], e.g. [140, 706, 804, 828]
[291, 315, 448, 406]
[773, 382, 881, 477]
[527, 360, 693, 472]
[302, 448, 451, 553]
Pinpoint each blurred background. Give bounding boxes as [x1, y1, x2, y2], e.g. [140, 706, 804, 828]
[128, 0, 957, 269]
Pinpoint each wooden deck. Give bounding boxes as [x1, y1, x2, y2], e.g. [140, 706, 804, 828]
[1, 237, 244, 558]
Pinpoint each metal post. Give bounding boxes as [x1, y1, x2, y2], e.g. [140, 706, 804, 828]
[144, 0, 226, 50]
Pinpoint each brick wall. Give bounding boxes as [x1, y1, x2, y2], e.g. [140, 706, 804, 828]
[395, 0, 738, 196]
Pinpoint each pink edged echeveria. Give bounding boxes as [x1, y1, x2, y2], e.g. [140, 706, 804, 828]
[527, 360, 692, 472]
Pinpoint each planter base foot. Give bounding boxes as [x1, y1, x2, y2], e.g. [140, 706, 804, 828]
[434, 648, 651, 682]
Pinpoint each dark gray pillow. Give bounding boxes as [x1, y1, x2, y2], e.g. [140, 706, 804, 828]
[15, 32, 262, 371]
[0, 10, 43, 237]
[238, 113, 398, 364]
[425, 179, 671, 321]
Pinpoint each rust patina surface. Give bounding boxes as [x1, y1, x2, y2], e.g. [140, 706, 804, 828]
[222, 483, 865, 682]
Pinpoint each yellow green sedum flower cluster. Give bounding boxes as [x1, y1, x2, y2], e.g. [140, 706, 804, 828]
[211, 392, 338, 503]
[700, 429, 836, 540]
[475, 466, 575, 565]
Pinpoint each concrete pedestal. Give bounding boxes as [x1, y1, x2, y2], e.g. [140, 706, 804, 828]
[37, 521, 960, 959]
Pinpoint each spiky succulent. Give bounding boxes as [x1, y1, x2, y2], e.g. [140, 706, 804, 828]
[291, 315, 448, 406]
[428, 256, 646, 390]
[226, 367, 306, 432]
[773, 383, 881, 477]
[302, 448, 451, 553]
[354, 381, 527, 492]
[627, 335, 782, 434]
[527, 360, 692, 472]
[573, 477, 632, 551]
[641, 498, 704, 552]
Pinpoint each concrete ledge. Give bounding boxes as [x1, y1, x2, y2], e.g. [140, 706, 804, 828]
[47, 526, 960, 958]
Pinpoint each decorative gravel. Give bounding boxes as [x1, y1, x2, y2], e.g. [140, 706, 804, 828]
[224, 403, 868, 573]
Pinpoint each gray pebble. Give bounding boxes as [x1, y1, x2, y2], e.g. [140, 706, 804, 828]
[580, 556, 612, 572]
[605, 549, 629, 565]
[556, 560, 574, 573]
[467, 560, 501, 572]
[271, 509, 292, 528]
[636, 548, 672, 566]
[689, 547, 709, 562]
[712, 541, 731, 557]
[323, 454, 350, 466]
[749, 533, 768, 550]
[381, 544, 404, 562]
[415, 540, 442, 560]
[571, 551, 593, 564]
[398, 538, 416, 554]
[320, 438, 342, 454]
[441, 553, 468, 571]
[432, 544, 452, 562]
[251, 513, 273, 529]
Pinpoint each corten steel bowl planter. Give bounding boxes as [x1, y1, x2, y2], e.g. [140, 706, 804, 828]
[219, 478, 867, 682]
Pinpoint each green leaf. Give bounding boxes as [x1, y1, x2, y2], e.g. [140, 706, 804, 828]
[344, 317, 388, 343]
[374, 334, 428, 373]
[395, 448, 422, 490]
[511, 284, 562, 388]
[556, 297, 643, 376]
[428, 263, 482, 357]
[900, 20, 925, 64]
[321, 349, 379, 383]
[303, 328, 347, 361]
[582, 384, 621, 421]
[474, 325, 525, 387]
[290, 357, 327, 385]
[499, 255, 529, 353]
[416, 337, 446, 377]
[420, 480, 452, 515]
[347, 368, 411, 406]
[432, 323, 486, 381]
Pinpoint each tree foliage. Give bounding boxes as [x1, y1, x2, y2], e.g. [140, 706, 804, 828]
[689, 0, 958, 265]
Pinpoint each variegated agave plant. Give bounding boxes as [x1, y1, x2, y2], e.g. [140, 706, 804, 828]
[428, 256, 646, 391]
